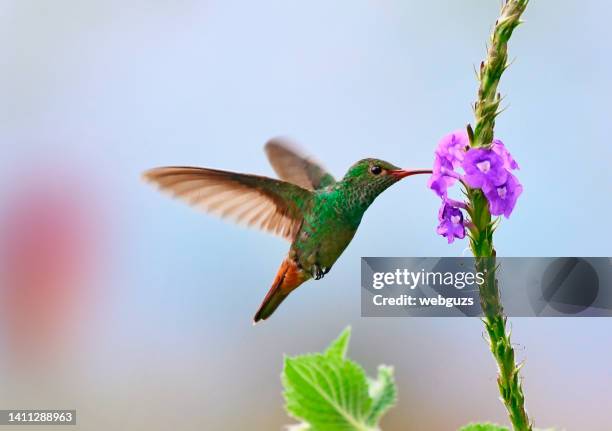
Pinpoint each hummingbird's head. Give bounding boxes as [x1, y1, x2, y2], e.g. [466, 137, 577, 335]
[343, 158, 431, 189]
[340, 159, 432, 209]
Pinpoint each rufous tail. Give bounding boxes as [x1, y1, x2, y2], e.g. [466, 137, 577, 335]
[253, 259, 306, 323]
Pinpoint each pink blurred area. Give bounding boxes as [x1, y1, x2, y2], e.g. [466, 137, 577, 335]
[0, 167, 108, 367]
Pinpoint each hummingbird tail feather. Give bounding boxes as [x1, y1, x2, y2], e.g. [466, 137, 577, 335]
[253, 259, 306, 323]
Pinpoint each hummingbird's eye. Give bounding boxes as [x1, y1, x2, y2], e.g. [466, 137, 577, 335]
[370, 165, 382, 175]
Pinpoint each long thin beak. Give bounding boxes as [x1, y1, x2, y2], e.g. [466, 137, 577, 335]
[389, 168, 433, 179]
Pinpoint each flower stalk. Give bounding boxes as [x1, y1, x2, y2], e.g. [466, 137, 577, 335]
[466, 1, 531, 430]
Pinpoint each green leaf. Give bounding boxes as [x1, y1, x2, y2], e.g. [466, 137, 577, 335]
[284, 355, 372, 431]
[282, 327, 397, 431]
[324, 326, 351, 359]
[459, 423, 510, 431]
[366, 366, 396, 426]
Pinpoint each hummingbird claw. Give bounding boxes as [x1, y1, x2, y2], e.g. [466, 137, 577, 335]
[312, 264, 329, 280]
[312, 264, 321, 280]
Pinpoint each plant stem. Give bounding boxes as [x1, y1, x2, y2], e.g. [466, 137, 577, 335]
[466, 1, 531, 430]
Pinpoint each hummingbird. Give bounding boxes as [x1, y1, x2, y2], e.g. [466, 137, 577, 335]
[143, 139, 431, 323]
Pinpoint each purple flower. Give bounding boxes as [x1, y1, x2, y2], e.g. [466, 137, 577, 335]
[483, 172, 523, 218]
[492, 139, 519, 170]
[429, 129, 523, 243]
[462, 148, 508, 189]
[435, 130, 469, 168]
[428, 155, 458, 197]
[436, 202, 466, 244]
[428, 130, 468, 197]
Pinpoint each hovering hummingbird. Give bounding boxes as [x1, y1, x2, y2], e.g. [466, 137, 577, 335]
[143, 139, 431, 323]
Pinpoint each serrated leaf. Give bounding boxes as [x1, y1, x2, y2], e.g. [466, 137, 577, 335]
[325, 327, 351, 360]
[283, 354, 373, 431]
[459, 423, 510, 431]
[366, 365, 396, 426]
[282, 327, 397, 431]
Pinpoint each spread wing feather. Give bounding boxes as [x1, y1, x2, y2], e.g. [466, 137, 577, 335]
[143, 166, 312, 240]
[265, 138, 335, 190]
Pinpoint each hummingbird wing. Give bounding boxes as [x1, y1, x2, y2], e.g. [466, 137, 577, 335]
[264, 138, 335, 190]
[143, 167, 312, 240]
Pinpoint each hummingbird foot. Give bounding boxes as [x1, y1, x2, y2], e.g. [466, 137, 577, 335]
[312, 264, 329, 280]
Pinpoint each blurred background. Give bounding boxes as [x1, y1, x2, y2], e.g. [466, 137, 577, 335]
[1, 1, 611, 430]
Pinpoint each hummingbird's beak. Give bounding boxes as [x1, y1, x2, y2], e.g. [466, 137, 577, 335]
[389, 168, 433, 179]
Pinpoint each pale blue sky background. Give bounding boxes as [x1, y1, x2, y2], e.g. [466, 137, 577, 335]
[1, 1, 611, 430]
